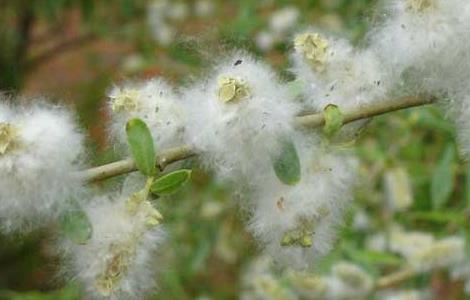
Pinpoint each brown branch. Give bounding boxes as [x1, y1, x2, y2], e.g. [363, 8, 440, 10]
[77, 95, 435, 183]
[25, 33, 96, 71]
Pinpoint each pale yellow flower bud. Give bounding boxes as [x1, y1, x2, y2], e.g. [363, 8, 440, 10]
[0, 122, 21, 156]
[294, 33, 329, 72]
[95, 243, 135, 296]
[406, 0, 436, 12]
[217, 76, 251, 103]
[111, 89, 142, 112]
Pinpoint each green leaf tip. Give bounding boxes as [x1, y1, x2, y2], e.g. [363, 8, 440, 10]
[151, 169, 192, 195]
[126, 118, 156, 176]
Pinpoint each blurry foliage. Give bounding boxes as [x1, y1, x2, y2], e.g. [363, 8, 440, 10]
[1, 0, 469, 299]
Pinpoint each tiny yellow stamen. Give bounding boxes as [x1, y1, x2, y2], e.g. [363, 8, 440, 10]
[217, 76, 251, 103]
[406, 0, 436, 12]
[0, 122, 20, 156]
[111, 89, 141, 112]
[294, 33, 329, 72]
[95, 244, 134, 296]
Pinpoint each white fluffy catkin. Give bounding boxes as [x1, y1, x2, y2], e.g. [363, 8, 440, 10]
[248, 137, 357, 269]
[367, 0, 468, 95]
[183, 52, 300, 182]
[107, 79, 186, 151]
[62, 190, 164, 300]
[0, 100, 85, 233]
[291, 30, 390, 112]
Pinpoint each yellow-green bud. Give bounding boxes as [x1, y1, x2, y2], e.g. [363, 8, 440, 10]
[95, 243, 134, 296]
[294, 33, 329, 72]
[406, 0, 436, 12]
[217, 76, 251, 103]
[0, 122, 20, 156]
[111, 89, 141, 112]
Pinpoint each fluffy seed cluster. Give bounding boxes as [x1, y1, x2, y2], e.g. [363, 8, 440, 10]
[63, 189, 165, 300]
[183, 53, 299, 181]
[107, 79, 186, 151]
[0, 101, 85, 233]
[292, 31, 390, 112]
[241, 256, 374, 300]
[248, 139, 357, 269]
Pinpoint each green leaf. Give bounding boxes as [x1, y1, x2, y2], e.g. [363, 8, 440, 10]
[323, 104, 344, 137]
[431, 145, 455, 210]
[126, 118, 156, 176]
[465, 166, 470, 208]
[151, 169, 192, 195]
[272, 139, 301, 185]
[60, 210, 92, 245]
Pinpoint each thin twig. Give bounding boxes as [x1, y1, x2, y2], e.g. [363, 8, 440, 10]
[78, 95, 435, 183]
[376, 267, 416, 289]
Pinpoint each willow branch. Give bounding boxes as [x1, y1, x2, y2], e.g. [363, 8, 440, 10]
[78, 95, 435, 183]
[376, 267, 416, 289]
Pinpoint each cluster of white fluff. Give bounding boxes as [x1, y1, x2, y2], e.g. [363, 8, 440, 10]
[147, 0, 214, 46]
[367, 0, 470, 157]
[107, 79, 186, 151]
[241, 256, 374, 300]
[291, 31, 390, 112]
[0, 100, 85, 233]
[255, 6, 300, 52]
[248, 139, 357, 269]
[366, 226, 467, 273]
[183, 53, 299, 181]
[62, 188, 165, 300]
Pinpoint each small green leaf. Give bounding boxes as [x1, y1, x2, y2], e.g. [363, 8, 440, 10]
[465, 166, 470, 208]
[431, 145, 455, 210]
[272, 139, 301, 185]
[60, 210, 92, 245]
[151, 169, 192, 195]
[126, 118, 156, 176]
[323, 104, 344, 137]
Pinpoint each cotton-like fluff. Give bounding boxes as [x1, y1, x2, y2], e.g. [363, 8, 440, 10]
[367, 0, 465, 93]
[183, 53, 299, 181]
[288, 262, 373, 300]
[63, 190, 165, 300]
[107, 79, 186, 151]
[240, 255, 298, 300]
[406, 236, 466, 272]
[446, 92, 470, 159]
[291, 31, 390, 112]
[0, 101, 85, 233]
[388, 227, 466, 272]
[248, 137, 357, 269]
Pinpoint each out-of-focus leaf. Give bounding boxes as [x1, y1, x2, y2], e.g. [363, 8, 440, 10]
[80, 0, 94, 20]
[408, 211, 465, 225]
[126, 118, 156, 176]
[431, 145, 455, 210]
[272, 139, 301, 185]
[60, 210, 92, 245]
[466, 167, 470, 208]
[151, 170, 192, 195]
[347, 248, 402, 267]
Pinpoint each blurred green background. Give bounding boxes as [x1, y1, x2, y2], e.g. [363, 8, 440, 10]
[0, 0, 469, 299]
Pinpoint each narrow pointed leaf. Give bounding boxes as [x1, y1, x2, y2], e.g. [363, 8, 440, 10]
[272, 139, 301, 185]
[126, 118, 156, 176]
[431, 145, 455, 210]
[151, 169, 192, 195]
